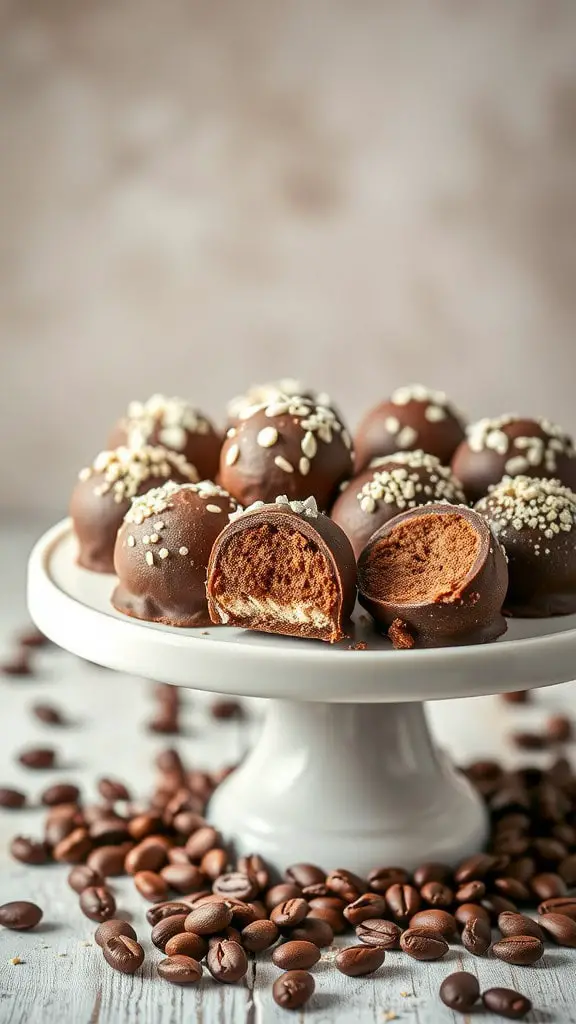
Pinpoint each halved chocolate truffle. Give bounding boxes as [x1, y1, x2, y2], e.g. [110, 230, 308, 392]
[226, 379, 335, 427]
[109, 394, 221, 481]
[354, 385, 466, 473]
[475, 476, 576, 617]
[358, 504, 508, 648]
[206, 496, 357, 642]
[70, 447, 199, 573]
[112, 481, 238, 627]
[219, 395, 353, 511]
[331, 451, 466, 558]
[452, 415, 576, 504]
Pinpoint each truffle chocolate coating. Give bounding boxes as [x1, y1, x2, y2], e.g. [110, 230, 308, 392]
[207, 497, 357, 642]
[219, 396, 353, 511]
[475, 476, 576, 617]
[358, 504, 508, 648]
[70, 447, 198, 574]
[331, 451, 466, 559]
[452, 416, 576, 504]
[109, 394, 221, 481]
[112, 481, 238, 627]
[354, 385, 466, 473]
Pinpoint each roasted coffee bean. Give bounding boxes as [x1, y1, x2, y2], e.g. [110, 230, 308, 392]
[408, 909, 456, 939]
[103, 935, 144, 974]
[412, 863, 451, 888]
[161, 864, 204, 893]
[206, 939, 248, 983]
[98, 778, 131, 802]
[506, 857, 536, 885]
[301, 882, 330, 898]
[165, 931, 208, 959]
[125, 839, 168, 875]
[400, 927, 448, 960]
[226, 899, 260, 929]
[134, 870, 168, 903]
[326, 868, 367, 902]
[167, 847, 191, 866]
[530, 872, 567, 901]
[265, 883, 303, 910]
[308, 896, 346, 912]
[481, 894, 518, 922]
[335, 945, 385, 977]
[95, 919, 137, 947]
[497, 912, 544, 941]
[200, 847, 228, 880]
[559, 854, 576, 887]
[356, 918, 401, 949]
[455, 902, 491, 929]
[237, 854, 268, 891]
[211, 699, 244, 720]
[1, 650, 32, 676]
[18, 625, 48, 648]
[87, 845, 128, 878]
[0, 901, 43, 931]
[461, 915, 492, 955]
[455, 880, 485, 902]
[68, 864, 104, 893]
[89, 817, 131, 845]
[493, 877, 530, 902]
[148, 711, 180, 735]
[171, 810, 204, 836]
[208, 926, 242, 948]
[0, 788, 26, 809]
[272, 940, 321, 971]
[272, 969, 315, 1010]
[512, 730, 548, 750]
[439, 971, 480, 1011]
[454, 853, 498, 884]
[493, 834, 530, 858]
[368, 865, 410, 893]
[212, 871, 258, 901]
[53, 828, 92, 864]
[79, 886, 116, 922]
[147, 901, 192, 926]
[482, 988, 532, 1019]
[155, 747, 185, 774]
[241, 919, 279, 952]
[538, 896, 576, 920]
[18, 747, 55, 770]
[419, 881, 454, 907]
[185, 826, 222, 861]
[127, 813, 163, 841]
[285, 863, 326, 888]
[538, 912, 576, 947]
[157, 954, 203, 985]
[305, 905, 345, 934]
[492, 934, 544, 965]
[532, 837, 567, 867]
[185, 901, 233, 935]
[151, 914, 189, 951]
[32, 704, 65, 725]
[385, 883, 420, 923]
[343, 893, 386, 925]
[289, 916, 334, 948]
[41, 784, 80, 807]
[270, 898, 309, 928]
[546, 715, 572, 743]
[10, 835, 48, 865]
[502, 689, 530, 704]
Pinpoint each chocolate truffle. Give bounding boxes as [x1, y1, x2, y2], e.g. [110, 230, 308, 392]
[331, 451, 466, 559]
[219, 394, 353, 511]
[354, 385, 466, 473]
[112, 481, 238, 627]
[358, 504, 508, 648]
[226, 379, 334, 427]
[207, 495, 357, 642]
[475, 476, 576, 617]
[109, 394, 221, 481]
[451, 415, 576, 504]
[71, 447, 199, 573]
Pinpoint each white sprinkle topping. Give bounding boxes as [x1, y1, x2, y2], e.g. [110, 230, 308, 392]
[225, 444, 240, 467]
[154, 522, 165, 530]
[179, 546, 189, 556]
[149, 533, 159, 543]
[384, 416, 400, 435]
[357, 450, 465, 514]
[476, 476, 576, 550]
[158, 548, 169, 559]
[142, 536, 150, 545]
[466, 415, 575, 472]
[299, 456, 310, 476]
[145, 551, 154, 566]
[206, 504, 222, 513]
[127, 535, 135, 547]
[78, 467, 92, 482]
[301, 431, 317, 460]
[274, 455, 294, 473]
[396, 426, 418, 449]
[126, 480, 236, 524]
[275, 494, 319, 517]
[256, 426, 279, 448]
[122, 394, 211, 450]
[505, 455, 530, 475]
[76, 445, 198, 501]
[425, 404, 446, 423]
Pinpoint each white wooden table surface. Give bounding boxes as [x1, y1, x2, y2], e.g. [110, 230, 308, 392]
[1, 521, 576, 1024]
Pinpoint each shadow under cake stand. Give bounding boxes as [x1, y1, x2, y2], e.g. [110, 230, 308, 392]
[27, 519, 576, 875]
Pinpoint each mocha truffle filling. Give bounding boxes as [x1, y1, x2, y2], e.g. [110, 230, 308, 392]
[211, 523, 339, 628]
[362, 513, 480, 604]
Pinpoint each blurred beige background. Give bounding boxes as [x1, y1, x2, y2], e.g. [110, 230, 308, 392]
[1, 0, 576, 514]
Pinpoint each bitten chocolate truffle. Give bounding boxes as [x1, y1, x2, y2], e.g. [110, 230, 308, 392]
[112, 481, 238, 627]
[358, 504, 508, 648]
[451, 415, 576, 504]
[219, 395, 353, 511]
[207, 496, 357, 642]
[354, 385, 466, 473]
[475, 476, 576, 617]
[331, 451, 466, 559]
[226, 379, 334, 426]
[71, 447, 199, 573]
[109, 394, 221, 481]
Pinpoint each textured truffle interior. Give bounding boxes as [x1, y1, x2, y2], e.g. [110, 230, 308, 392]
[212, 523, 338, 622]
[363, 513, 480, 603]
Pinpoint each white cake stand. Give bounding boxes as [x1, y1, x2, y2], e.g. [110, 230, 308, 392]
[27, 519, 576, 875]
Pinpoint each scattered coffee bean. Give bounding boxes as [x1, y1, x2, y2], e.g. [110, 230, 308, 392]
[497, 912, 544, 941]
[79, 886, 116, 923]
[147, 712, 180, 735]
[368, 865, 410, 894]
[32, 704, 65, 726]
[103, 935, 145, 974]
[0, 901, 43, 931]
[538, 896, 576, 920]
[265, 883, 303, 911]
[289, 916, 334, 948]
[546, 715, 572, 743]
[89, 816, 130, 845]
[461, 915, 492, 955]
[272, 970, 315, 1010]
[481, 894, 518, 922]
[408, 909, 456, 939]
[165, 931, 208, 959]
[127, 813, 163, 841]
[151, 914, 189, 951]
[53, 827, 92, 864]
[530, 872, 567, 901]
[134, 870, 168, 903]
[285, 863, 326, 888]
[98, 778, 131, 802]
[384, 883, 421, 923]
[18, 747, 55, 770]
[185, 901, 233, 936]
[502, 690, 530, 704]
[161, 864, 204, 893]
[200, 847, 228, 880]
[482, 987, 532, 1019]
[68, 864, 104, 893]
[18, 626, 48, 648]
[454, 853, 498, 885]
[335, 945, 385, 977]
[307, 904, 345, 934]
[538, 912, 576, 947]
[558, 854, 576, 887]
[41, 784, 80, 807]
[1, 651, 32, 676]
[210, 699, 244, 720]
[512, 731, 547, 751]
[356, 918, 401, 949]
[10, 835, 48, 865]
[95, 919, 137, 947]
[241, 919, 279, 952]
[326, 868, 367, 902]
[420, 881, 454, 907]
[532, 837, 567, 867]
[125, 839, 167, 875]
[400, 928, 448, 961]
[157, 954, 203, 985]
[146, 901, 192, 927]
[227, 899, 260, 929]
[206, 938, 248, 983]
[185, 826, 222, 861]
[270, 898, 309, 929]
[439, 971, 480, 1011]
[343, 893, 386, 925]
[0, 788, 26, 809]
[87, 845, 128, 878]
[412, 863, 450, 888]
[272, 940, 320, 971]
[212, 871, 259, 901]
[455, 880, 485, 902]
[491, 934, 544, 965]
[237, 853, 269, 890]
